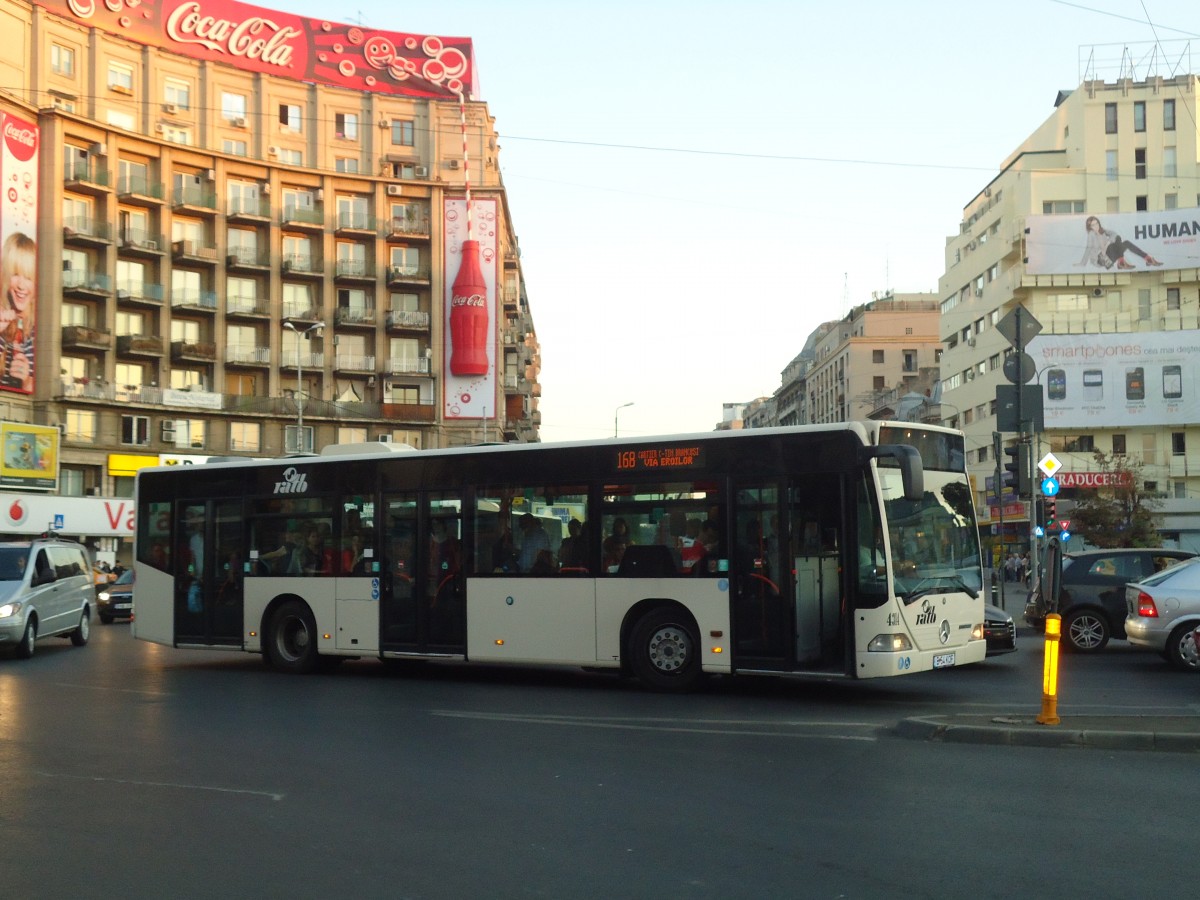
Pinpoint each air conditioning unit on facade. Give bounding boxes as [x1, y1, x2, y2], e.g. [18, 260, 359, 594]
[161, 420, 176, 440]
[967, 337, 976, 347]
[232, 117, 246, 128]
[413, 166, 428, 178]
[447, 159, 460, 170]
[267, 145, 280, 156]
[164, 103, 179, 114]
[386, 184, 403, 196]
[378, 434, 393, 443]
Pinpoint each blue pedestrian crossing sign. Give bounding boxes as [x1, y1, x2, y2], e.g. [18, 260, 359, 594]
[1041, 477, 1060, 497]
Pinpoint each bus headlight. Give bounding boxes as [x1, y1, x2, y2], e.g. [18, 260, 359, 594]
[868, 633, 913, 652]
[972, 623, 985, 641]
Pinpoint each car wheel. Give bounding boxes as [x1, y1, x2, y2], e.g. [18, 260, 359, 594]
[1064, 609, 1109, 652]
[15, 618, 35, 659]
[70, 609, 90, 647]
[629, 607, 702, 692]
[265, 600, 320, 674]
[1164, 623, 1200, 672]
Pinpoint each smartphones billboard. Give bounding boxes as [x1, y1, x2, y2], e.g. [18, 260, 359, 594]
[1027, 330, 1199, 428]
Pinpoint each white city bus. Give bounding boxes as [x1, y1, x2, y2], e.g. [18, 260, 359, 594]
[132, 422, 986, 690]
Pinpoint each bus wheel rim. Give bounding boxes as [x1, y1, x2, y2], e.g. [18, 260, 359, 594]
[647, 625, 690, 673]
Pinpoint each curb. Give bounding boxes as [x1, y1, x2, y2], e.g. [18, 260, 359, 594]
[895, 715, 1200, 753]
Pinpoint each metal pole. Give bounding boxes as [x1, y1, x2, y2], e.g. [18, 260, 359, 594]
[614, 402, 633, 438]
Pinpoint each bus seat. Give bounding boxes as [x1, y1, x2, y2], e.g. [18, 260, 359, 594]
[617, 545, 677, 578]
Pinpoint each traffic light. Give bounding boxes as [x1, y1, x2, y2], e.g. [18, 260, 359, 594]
[1043, 497, 1058, 531]
[1003, 443, 1032, 498]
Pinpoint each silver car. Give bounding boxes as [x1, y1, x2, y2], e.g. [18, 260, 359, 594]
[1125, 557, 1200, 671]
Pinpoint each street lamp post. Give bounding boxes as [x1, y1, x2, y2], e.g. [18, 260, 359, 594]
[614, 402, 634, 438]
[283, 319, 324, 452]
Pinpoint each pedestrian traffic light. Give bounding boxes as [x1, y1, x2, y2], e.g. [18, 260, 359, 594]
[1003, 444, 1032, 498]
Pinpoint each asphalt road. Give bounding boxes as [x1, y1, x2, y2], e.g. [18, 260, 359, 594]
[1, 622, 1196, 899]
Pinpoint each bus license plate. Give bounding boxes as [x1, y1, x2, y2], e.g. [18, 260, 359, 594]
[933, 652, 956, 669]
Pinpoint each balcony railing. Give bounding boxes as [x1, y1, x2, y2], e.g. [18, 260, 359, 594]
[386, 309, 431, 329]
[63, 271, 112, 294]
[335, 353, 376, 371]
[281, 304, 322, 322]
[62, 217, 112, 243]
[387, 357, 431, 375]
[116, 334, 164, 356]
[170, 290, 218, 310]
[115, 281, 165, 304]
[335, 258, 373, 279]
[118, 230, 165, 253]
[336, 306, 377, 325]
[173, 187, 218, 210]
[282, 254, 321, 275]
[386, 264, 430, 284]
[336, 213, 376, 232]
[173, 240, 219, 262]
[226, 296, 269, 316]
[65, 161, 112, 189]
[171, 340, 218, 361]
[118, 175, 164, 200]
[226, 197, 271, 218]
[280, 205, 324, 228]
[227, 345, 271, 365]
[61, 325, 112, 349]
[227, 247, 269, 267]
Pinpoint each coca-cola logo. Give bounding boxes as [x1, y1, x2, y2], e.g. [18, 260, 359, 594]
[166, 2, 300, 68]
[3, 117, 38, 162]
[451, 293, 487, 307]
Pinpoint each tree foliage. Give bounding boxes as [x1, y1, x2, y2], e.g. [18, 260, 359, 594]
[1068, 451, 1161, 548]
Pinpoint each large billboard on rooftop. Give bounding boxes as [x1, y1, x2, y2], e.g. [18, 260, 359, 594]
[33, 0, 477, 99]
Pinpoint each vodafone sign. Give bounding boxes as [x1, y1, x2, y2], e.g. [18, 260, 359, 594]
[1058, 471, 1133, 489]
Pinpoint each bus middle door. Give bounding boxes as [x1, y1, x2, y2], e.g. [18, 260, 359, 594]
[174, 499, 245, 647]
[732, 481, 789, 669]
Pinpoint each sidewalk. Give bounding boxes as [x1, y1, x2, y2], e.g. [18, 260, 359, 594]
[896, 713, 1200, 752]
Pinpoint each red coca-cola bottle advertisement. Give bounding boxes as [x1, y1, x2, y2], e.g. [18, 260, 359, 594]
[449, 239, 489, 376]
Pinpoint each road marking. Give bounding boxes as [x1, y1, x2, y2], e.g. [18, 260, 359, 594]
[36, 771, 283, 801]
[431, 710, 878, 741]
[49, 682, 172, 697]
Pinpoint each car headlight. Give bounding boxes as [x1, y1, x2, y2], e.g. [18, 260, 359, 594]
[98, 590, 111, 602]
[0, 601, 22, 618]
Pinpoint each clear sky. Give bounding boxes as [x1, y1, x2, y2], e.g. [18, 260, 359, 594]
[281, 0, 1200, 441]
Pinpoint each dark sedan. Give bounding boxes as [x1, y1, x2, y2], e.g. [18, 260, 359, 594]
[96, 569, 133, 623]
[984, 603, 1017, 655]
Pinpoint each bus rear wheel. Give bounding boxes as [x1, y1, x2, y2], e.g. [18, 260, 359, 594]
[629, 607, 702, 692]
[266, 600, 320, 674]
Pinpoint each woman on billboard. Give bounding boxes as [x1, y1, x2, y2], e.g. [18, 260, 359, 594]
[1077, 215, 1163, 270]
[0, 231, 36, 393]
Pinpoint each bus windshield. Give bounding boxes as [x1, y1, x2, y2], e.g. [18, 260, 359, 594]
[881, 465, 981, 603]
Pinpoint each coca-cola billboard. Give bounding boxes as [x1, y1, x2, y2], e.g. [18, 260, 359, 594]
[32, 0, 477, 99]
[0, 111, 39, 397]
[442, 198, 497, 421]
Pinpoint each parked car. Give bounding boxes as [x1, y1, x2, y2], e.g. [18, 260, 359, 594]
[1024, 548, 1195, 652]
[0, 538, 93, 659]
[983, 603, 1017, 655]
[1125, 558, 1200, 671]
[96, 568, 134, 623]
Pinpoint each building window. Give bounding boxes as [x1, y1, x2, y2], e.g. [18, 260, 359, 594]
[59, 467, 86, 497]
[1135, 148, 1146, 180]
[1105, 149, 1118, 181]
[1104, 102, 1117, 134]
[221, 92, 247, 121]
[279, 104, 302, 131]
[66, 409, 97, 442]
[1172, 432, 1186, 456]
[121, 415, 150, 446]
[280, 148, 303, 166]
[387, 384, 420, 404]
[108, 62, 134, 93]
[872, 349, 884, 363]
[391, 119, 415, 146]
[1165, 193, 1178, 210]
[162, 126, 191, 145]
[902, 351, 917, 372]
[1042, 200, 1084, 214]
[338, 426, 368, 444]
[1164, 98, 1176, 130]
[1063, 435, 1095, 452]
[1136, 195, 1148, 211]
[1164, 146, 1177, 177]
[872, 376, 885, 390]
[335, 157, 359, 174]
[1168, 288, 1181, 310]
[222, 139, 248, 157]
[1113, 434, 1126, 455]
[230, 422, 261, 452]
[51, 43, 75, 76]
[335, 113, 359, 140]
[1106, 196, 1119, 213]
[164, 78, 191, 110]
[1133, 101, 1145, 132]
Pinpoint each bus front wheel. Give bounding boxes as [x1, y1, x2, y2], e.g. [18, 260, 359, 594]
[266, 600, 320, 674]
[629, 607, 702, 693]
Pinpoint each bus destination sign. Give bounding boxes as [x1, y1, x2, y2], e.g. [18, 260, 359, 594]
[616, 445, 706, 472]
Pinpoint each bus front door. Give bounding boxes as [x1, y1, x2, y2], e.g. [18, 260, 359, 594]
[174, 499, 245, 647]
[381, 492, 466, 655]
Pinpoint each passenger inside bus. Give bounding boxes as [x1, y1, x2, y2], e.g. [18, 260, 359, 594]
[602, 518, 630, 573]
[298, 524, 335, 575]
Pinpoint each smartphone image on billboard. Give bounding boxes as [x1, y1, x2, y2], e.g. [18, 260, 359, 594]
[1126, 367, 1145, 401]
[1047, 368, 1067, 401]
[1083, 369, 1104, 401]
[1164, 364, 1183, 400]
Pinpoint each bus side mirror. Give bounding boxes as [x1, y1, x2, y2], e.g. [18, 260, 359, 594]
[861, 444, 924, 502]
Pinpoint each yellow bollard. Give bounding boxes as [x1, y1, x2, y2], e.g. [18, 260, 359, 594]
[1037, 613, 1061, 725]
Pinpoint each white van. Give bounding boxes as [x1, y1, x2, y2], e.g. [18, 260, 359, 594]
[0, 539, 93, 659]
